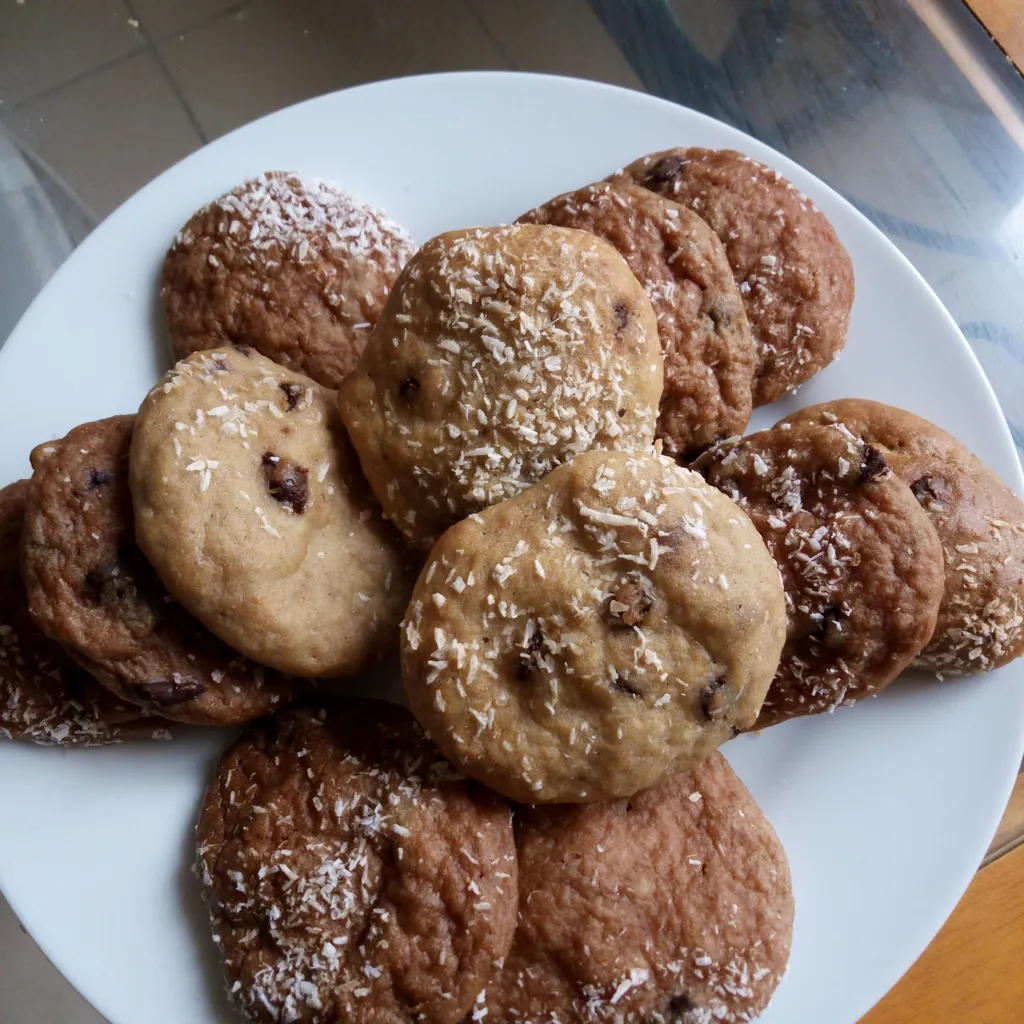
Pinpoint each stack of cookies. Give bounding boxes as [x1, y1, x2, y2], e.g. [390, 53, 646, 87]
[2, 151, 1022, 1024]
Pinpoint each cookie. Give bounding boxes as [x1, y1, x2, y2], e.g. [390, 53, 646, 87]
[0, 479, 169, 745]
[475, 754, 792, 1024]
[518, 179, 754, 458]
[617, 147, 854, 406]
[694, 422, 945, 727]
[163, 172, 415, 390]
[780, 399, 1024, 674]
[402, 449, 786, 803]
[196, 700, 518, 1024]
[339, 224, 664, 550]
[21, 416, 295, 725]
[130, 348, 414, 679]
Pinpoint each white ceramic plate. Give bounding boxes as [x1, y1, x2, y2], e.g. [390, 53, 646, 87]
[0, 72, 1021, 1024]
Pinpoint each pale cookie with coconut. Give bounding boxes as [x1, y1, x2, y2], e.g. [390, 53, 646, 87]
[617, 147, 854, 406]
[163, 172, 415, 390]
[401, 449, 786, 804]
[694, 422, 945, 727]
[130, 347, 413, 678]
[339, 224, 664, 551]
[197, 700, 518, 1024]
[22, 416, 296, 725]
[780, 398, 1024, 675]
[474, 753, 793, 1024]
[518, 179, 754, 459]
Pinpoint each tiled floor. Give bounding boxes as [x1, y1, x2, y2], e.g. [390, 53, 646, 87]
[0, 0, 642, 220]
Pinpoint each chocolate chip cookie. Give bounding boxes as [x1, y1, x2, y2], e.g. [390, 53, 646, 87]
[339, 224, 664, 550]
[130, 348, 414, 678]
[694, 422, 945, 727]
[476, 753, 793, 1024]
[402, 449, 786, 803]
[197, 700, 517, 1024]
[518, 179, 754, 458]
[163, 172, 415, 390]
[617, 147, 854, 406]
[21, 416, 295, 725]
[780, 399, 1024, 674]
[1, 479, 168, 744]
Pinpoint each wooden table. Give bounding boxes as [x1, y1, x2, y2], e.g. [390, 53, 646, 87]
[860, 773, 1024, 1021]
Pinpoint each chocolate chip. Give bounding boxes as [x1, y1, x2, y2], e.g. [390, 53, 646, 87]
[83, 560, 133, 607]
[607, 573, 654, 628]
[701, 677, 729, 720]
[399, 376, 420, 401]
[910, 473, 951, 509]
[815, 604, 846, 649]
[679, 441, 713, 465]
[859, 445, 887, 482]
[233, 344, 253, 356]
[663, 992, 700, 1022]
[86, 468, 111, 490]
[707, 305, 730, 331]
[612, 672, 643, 697]
[279, 382, 305, 411]
[262, 453, 309, 514]
[210, 353, 230, 372]
[135, 678, 206, 707]
[516, 626, 546, 680]
[614, 303, 629, 329]
[644, 155, 687, 186]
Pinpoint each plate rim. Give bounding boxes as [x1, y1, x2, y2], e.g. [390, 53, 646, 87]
[1, 69, 1022, 1024]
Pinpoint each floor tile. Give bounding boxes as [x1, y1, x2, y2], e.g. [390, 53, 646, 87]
[156, 1, 383, 140]
[380, 0, 509, 77]
[469, 0, 643, 89]
[127, 0, 241, 41]
[0, 51, 203, 220]
[0, 0, 144, 109]
[158, 0, 509, 141]
[670, 0, 740, 62]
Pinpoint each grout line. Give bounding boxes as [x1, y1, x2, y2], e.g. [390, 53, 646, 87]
[462, 0, 519, 70]
[1, 46, 146, 116]
[146, 0, 249, 47]
[121, 0, 209, 144]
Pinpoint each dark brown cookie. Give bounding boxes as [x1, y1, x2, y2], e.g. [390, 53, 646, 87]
[196, 701, 518, 1024]
[617, 147, 855, 406]
[0, 479, 167, 745]
[475, 753, 792, 1024]
[780, 399, 1024, 674]
[21, 416, 296, 725]
[694, 422, 945, 727]
[518, 179, 754, 458]
[163, 172, 415, 390]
